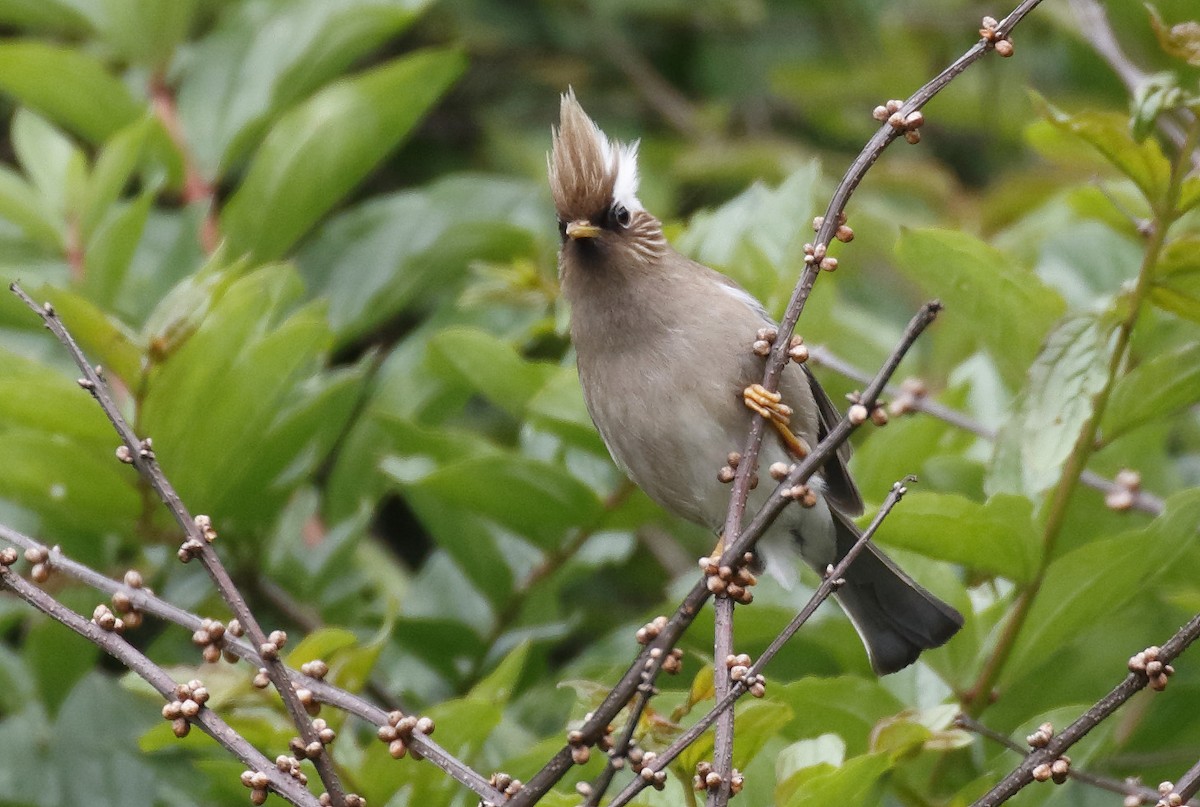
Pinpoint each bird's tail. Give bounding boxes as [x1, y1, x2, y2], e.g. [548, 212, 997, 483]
[829, 509, 963, 675]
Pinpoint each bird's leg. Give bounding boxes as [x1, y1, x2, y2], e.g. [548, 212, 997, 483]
[743, 383, 811, 459]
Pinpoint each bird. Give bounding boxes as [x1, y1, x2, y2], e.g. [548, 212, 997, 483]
[548, 90, 962, 674]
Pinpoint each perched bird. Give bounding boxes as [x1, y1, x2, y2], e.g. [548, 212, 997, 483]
[548, 91, 962, 674]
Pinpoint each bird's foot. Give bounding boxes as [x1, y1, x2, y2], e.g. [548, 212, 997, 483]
[743, 384, 811, 459]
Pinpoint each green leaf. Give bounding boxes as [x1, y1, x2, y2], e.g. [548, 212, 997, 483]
[25, 619, 98, 713]
[221, 47, 465, 262]
[894, 229, 1066, 385]
[0, 42, 140, 143]
[176, 0, 430, 175]
[385, 452, 603, 548]
[1002, 489, 1200, 683]
[1034, 95, 1172, 207]
[679, 160, 820, 269]
[777, 676, 905, 756]
[1130, 72, 1183, 142]
[879, 492, 1038, 582]
[779, 751, 891, 807]
[1104, 341, 1200, 439]
[0, 0, 94, 34]
[0, 165, 61, 250]
[79, 115, 156, 242]
[526, 366, 608, 454]
[1150, 237, 1200, 324]
[36, 286, 142, 383]
[139, 266, 334, 525]
[428, 326, 557, 420]
[298, 174, 543, 342]
[0, 346, 114, 444]
[0, 430, 139, 546]
[92, 0, 199, 69]
[82, 190, 153, 311]
[11, 108, 84, 219]
[1148, 4, 1200, 66]
[988, 314, 1115, 499]
[469, 641, 529, 704]
[1181, 176, 1200, 214]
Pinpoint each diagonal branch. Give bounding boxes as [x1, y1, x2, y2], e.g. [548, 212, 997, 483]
[12, 280, 347, 804]
[0, 564, 319, 806]
[611, 478, 914, 807]
[0, 523, 508, 805]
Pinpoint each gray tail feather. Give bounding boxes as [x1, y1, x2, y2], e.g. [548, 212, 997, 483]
[829, 509, 963, 675]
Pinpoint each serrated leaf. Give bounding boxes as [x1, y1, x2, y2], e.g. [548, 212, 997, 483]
[221, 47, 465, 262]
[1002, 489, 1200, 683]
[1104, 341, 1200, 439]
[988, 314, 1115, 499]
[0, 42, 140, 143]
[428, 326, 556, 419]
[878, 492, 1038, 582]
[895, 229, 1066, 385]
[1034, 95, 1172, 207]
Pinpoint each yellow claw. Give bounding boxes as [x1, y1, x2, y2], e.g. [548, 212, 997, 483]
[743, 384, 811, 460]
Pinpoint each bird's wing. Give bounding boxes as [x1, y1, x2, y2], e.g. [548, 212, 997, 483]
[802, 364, 864, 516]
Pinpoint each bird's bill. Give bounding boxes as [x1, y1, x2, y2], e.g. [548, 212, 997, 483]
[565, 220, 601, 240]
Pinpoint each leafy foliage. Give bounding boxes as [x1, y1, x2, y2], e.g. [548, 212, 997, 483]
[0, 0, 1196, 805]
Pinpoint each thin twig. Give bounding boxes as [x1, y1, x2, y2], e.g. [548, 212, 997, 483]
[955, 713, 1185, 805]
[11, 282, 351, 805]
[610, 479, 913, 807]
[807, 346, 1166, 515]
[0, 565, 320, 806]
[0, 523, 508, 806]
[1068, 0, 1200, 171]
[971, 613, 1200, 806]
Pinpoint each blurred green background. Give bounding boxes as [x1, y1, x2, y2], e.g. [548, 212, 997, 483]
[0, 0, 1196, 805]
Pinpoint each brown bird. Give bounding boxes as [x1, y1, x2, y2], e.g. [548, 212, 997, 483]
[548, 91, 962, 674]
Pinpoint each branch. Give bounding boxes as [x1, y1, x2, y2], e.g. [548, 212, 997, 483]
[0, 523, 508, 805]
[0, 562, 319, 806]
[807, 345, 1166, 516]
[1068, 0, 1200, 172]
[610, 479, 914, 807]
[955, 713, 1187, 806]
[970, 613, 1200, 806]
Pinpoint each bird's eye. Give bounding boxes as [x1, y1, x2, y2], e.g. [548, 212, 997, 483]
[610, 203, 632, 228]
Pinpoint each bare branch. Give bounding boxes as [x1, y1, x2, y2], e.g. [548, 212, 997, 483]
[0, 564, 319, 806]
[611, 479, 913, 807]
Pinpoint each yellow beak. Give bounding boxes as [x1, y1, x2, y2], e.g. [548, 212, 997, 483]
[565, 220, 601, 240]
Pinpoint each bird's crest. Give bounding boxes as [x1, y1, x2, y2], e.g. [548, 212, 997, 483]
[548, 89, 642, 222]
